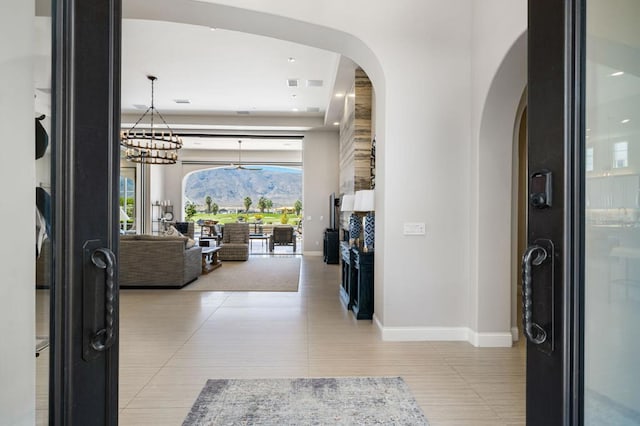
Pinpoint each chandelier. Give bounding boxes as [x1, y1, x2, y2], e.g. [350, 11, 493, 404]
[120, 76, 183, 164]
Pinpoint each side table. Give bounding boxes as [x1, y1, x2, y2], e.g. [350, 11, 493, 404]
[201, 246, 222, 274]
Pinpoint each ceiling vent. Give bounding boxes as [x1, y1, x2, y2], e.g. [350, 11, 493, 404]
[133, 104, 148, 110]
[236, 111, 250, 115]
[286, 79, 299, 88]
[306, 79, 323, 87]
[174, 99, 191, 104]
[306, 107, 320, 113]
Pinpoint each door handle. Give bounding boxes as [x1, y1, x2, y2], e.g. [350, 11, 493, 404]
[522, 245, 548, 345]
[90, 247, 117, 351]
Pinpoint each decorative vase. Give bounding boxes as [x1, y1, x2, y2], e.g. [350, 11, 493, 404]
[349, 213, 361, 246]
[364, 213, 375, 251]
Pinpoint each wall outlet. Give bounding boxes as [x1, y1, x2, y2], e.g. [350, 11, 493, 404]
[403, 222, 426, 235]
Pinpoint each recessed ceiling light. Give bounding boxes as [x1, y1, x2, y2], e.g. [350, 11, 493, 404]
[586, 128, 591, 132]
[306, 80, 323, 87]
[621, 119, 631, 124]
[287, 79, 299, 88]
[335, 93, 345, 98]
[288, 57, 296, 63]
[610, 71, 624, 77]
[210, 27, 217, 31]
[333, 122, 340, 126]
[348, 93, 356, 98]
[292, 108, 299, 112]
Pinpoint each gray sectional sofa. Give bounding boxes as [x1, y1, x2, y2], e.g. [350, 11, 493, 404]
[119, 234, 201, 288]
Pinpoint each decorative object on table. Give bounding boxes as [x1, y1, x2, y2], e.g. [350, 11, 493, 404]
[183, 377, 428, 426]
[120, 75, 183, 164]
[354, 189, 375, 252]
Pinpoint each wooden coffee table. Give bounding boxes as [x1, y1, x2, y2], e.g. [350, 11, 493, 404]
[201, 246, 222, 274]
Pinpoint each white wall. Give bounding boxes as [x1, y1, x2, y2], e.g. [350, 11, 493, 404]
[0, 0, 36, 424]
[470, 0, 527, 343]
[128, 0, 528, 346]
[302, 131, 340, 254]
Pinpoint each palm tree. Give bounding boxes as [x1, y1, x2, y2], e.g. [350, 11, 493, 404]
[205, 195, 212, 213]
[185, 202, 197, 221]
[257, 196, 268, 213]
[265, 199, 273, 213]
[211, 202, 219, 215]
[243, 196, 252, 214]
[294, 199, 303, 216]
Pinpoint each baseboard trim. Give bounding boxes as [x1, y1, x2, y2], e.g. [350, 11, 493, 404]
[374, 317, 513, 347]
[303, 251, 322, 256]
[511, 327, 520, 342]
[376, 324, 470, 342]
[467, 330, 513, 347]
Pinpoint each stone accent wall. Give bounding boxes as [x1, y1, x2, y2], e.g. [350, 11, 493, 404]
[339, 68, 373, 195]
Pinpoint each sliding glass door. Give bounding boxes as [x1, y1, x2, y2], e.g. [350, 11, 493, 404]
[527, 0, 640, 424]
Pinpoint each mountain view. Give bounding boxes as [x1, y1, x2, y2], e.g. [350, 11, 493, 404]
[184, 166, 302, 208]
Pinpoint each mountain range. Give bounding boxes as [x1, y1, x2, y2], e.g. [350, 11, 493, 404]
[184, 166, 302, 208]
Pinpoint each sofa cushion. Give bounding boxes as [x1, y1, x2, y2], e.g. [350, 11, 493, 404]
[164, 225, 196, 247]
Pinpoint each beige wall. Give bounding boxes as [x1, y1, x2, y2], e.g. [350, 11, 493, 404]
[302, 131, 340, 254]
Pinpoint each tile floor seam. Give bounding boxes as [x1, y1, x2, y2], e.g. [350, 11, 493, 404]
[120, 293, 232, 410]
[446, 362, 507, 420]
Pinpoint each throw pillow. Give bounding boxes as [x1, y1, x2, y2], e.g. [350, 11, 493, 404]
[164, 225, 183, 237]
[186, 238, 196, 249]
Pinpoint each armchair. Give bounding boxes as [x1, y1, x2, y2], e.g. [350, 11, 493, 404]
[219, 222, 250, 261]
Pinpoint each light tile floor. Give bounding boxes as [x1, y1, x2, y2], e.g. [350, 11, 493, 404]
[38, 256, 525, 425]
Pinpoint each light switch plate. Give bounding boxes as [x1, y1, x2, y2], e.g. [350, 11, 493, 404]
[403, 222, 426, 235]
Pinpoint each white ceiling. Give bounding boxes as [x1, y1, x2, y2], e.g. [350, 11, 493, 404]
[34, 16, 351, 139]
[181, 136, 302, 151]
[121, 19, 340, 116]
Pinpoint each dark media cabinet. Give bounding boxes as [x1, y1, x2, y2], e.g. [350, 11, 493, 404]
[339, 242, 374, 320]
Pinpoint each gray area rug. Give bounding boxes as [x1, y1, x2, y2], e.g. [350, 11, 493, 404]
[184, 377, 429, 425]
[183, 257, 300, 292]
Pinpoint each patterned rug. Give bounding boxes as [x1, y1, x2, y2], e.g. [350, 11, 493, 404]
[183, 377, 429, 425]
[183, 257, 300, 292]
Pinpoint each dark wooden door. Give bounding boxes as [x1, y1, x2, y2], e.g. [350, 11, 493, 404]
[526, 0, 581, 424]
[50, 1, 121, 424]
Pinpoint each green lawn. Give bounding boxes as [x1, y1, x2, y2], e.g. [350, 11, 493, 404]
[191, 212, 301, 226]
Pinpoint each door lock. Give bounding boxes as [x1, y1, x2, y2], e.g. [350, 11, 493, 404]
[530, 170, 552, 209]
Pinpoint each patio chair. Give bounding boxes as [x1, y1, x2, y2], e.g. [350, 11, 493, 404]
[269, 225, 296, 252]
